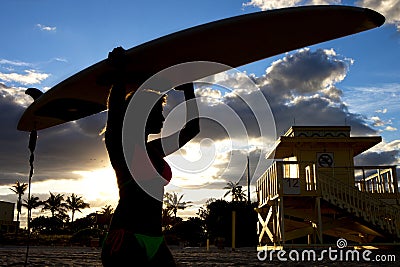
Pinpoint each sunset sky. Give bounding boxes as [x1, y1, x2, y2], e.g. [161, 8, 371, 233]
[1, 0, 400, 226]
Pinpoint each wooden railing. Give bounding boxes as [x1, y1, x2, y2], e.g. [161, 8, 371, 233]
[257, 161, 400, 238]
[354, 166, 398, 194]
[315, 166, 399, 195]
[316, 170, 400, 237]
[257, 161, 280, 206]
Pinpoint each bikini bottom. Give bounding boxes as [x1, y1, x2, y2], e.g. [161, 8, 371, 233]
[101, 229, 176, 267]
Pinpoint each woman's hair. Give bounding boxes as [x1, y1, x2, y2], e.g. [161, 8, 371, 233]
[100, 88, 167, 136]
[126, 89, 167, 106]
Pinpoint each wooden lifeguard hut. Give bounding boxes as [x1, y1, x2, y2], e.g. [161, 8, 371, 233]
[255, 126, 400, 249]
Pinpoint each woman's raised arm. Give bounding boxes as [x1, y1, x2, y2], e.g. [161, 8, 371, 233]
[148, 82, 200, 157]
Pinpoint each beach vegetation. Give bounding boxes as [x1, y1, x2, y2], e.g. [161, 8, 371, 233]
[163, 192, 193, 219]
[223, 181, 247, 202]
[22, 195, 43, 229]
[65, 193, 90, 223]
[198, 198, 258, 248]
[42, 192, 68, 219]
[9, 181, 28, 231]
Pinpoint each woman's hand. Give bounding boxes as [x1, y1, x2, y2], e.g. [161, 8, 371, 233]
[103, 46, 129, 86]
[148, 81, 199, 156]
[107, 46, 128, 70]
[174, 83, 195, 101]
[174, 83, 194, 93]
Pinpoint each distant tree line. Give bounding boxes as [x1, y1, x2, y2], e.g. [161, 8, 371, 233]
[8, 180, 258, 248]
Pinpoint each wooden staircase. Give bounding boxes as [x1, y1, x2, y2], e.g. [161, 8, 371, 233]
[316, 172, 400, 239]
[256, 162, 400, 248]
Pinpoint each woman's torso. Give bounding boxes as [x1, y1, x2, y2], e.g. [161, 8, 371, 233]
[105, 131, 171, 235]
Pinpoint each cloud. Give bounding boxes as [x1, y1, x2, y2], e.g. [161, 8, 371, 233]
[243, 0, 340, 10]
[73, 112, 107, 137]
[195, 87, 223, 105]
[0, 86, 109, 187]
[36, 23, 56, 32]
[0, 59, 32, 67]
[0, 47, 393, 208]
[356, 0, 400, 31]
[355, 148, 399, 166]
[263, 48, 351, 97]
[248, 48, 375, 136]
[0, 83, 34, 107]
[0, 70, 49, 85]
[385, 126, 397, 131]
[242, 0, 400, 30]
[376, 108, 388, 114]
[353, 139, 400, 173]
[0, 48, 376, 181]
[161, 48, 382, 193]
[53, 57, 68, 63]
[371, 116, 385, 127]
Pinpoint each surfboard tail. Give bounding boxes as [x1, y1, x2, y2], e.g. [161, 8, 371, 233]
[363, 7, 385, 27]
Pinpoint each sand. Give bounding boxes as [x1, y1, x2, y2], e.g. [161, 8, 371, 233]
[0, 245, 398, 266]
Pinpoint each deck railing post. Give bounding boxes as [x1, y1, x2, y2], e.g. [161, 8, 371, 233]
[316, 197, 323, 244]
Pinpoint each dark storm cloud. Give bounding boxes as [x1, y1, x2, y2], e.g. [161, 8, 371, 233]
[0, 47, 385, 189]
[176, 48, 376, 147]
[355, 150, 400, 166]
[162, 48, 381, 188]
[253, 48, 376, 136]
[161, 49, 377, 154]
[355, 139, 400, 166]
[74, 112, 107, 137]
[191, 147, 272, 191]
[0, 85, 36, 185]
[264, 48, 350, 96]
[164, 86, 265, 143]
[0, 86, 109, 186]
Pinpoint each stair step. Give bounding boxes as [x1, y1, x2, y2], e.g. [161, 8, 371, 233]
[319, 177, 400, 239]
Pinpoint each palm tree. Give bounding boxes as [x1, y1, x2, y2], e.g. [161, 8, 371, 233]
[223, 181, 247, 202]
[66, 193, 90, 223]
[97, 205, 114, 229]
[162, 207, 175, 230]
[22, 195, 42, 228]
[163, 192, 192, 219]
[42, 192, 67, 219]
[100, 205, 114, 217]
[234, 185, 247, 202]
[9, 181, 28, 228]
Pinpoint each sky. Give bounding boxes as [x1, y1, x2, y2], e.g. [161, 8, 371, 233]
[1, 0, 400, 226]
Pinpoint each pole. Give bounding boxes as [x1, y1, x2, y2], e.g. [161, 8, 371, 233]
[247, 156, 251, 204]
[316, 197, 323, 244]
[23, 89, 42, 267]
[24, 129, 37, 267]
[232, 210, 236, 251]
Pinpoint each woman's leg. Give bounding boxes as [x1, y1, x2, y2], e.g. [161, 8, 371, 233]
[101, 230, 148, 267]
[149, 240, 176, 267]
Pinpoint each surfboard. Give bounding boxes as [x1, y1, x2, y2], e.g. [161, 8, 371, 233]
[17, 5, 385, 131]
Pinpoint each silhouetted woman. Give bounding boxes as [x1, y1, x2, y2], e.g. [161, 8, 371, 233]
[101, 47, 199, 266]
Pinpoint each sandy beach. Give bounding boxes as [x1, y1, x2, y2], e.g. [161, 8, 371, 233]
[0, 246, 264, 267]
[0, 245, 398, 266]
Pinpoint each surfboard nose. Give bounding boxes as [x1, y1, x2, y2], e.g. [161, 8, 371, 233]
[364, 7, 385, 27]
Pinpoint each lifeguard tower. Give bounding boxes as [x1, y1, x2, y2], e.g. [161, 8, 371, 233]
[256, 126, 399, 248]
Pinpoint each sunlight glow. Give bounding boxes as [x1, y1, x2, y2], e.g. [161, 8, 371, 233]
[72, 168, 119, 201]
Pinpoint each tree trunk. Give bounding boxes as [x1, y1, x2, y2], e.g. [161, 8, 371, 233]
[16, 197, 21, 234]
